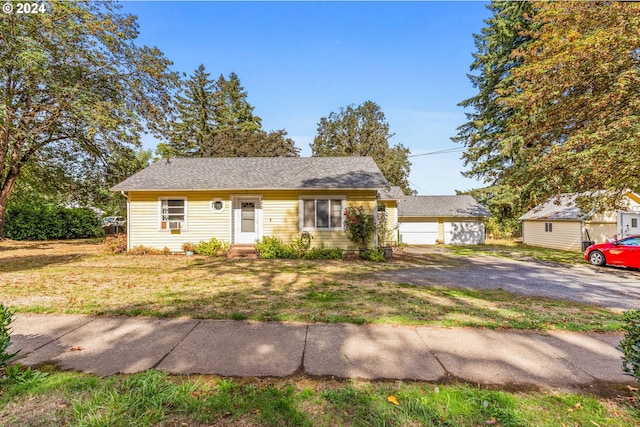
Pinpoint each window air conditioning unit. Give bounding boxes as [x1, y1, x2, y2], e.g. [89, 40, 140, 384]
[169, 221, 181, 230]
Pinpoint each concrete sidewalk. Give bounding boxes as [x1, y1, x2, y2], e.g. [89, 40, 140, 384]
[8, 314, 634, 393]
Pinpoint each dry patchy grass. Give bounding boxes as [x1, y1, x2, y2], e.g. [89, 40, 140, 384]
[0, 240, 622, 331]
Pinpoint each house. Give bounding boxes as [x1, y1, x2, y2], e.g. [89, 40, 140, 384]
[519, 191, 640, 251]
[110, 157, 389, 252]
[397, 194, 490, 245]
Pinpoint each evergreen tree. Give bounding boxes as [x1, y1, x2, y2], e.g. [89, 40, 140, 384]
[453, 1, 535, 184]
[311, 101, 412, 194]
[160, 69, 299, 157]
[213, 72, 262, 134]
[158, 64, 216, 157]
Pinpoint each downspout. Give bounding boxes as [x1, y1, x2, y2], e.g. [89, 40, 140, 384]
[373, 198, 379, 248]
[121, 191, 130, 250]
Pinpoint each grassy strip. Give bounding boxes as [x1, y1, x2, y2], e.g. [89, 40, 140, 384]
[1, 369, 637, 426]
[0, 241, 622, 331]
[447, 243, 585, 264]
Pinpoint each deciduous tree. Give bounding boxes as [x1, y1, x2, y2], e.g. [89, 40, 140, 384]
[0, 0, 178, 238]
[311, 101, 412, 194]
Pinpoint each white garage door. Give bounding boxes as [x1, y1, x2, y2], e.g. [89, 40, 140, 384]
[399, 222, 439, 244]
[445, 221, 484, 245]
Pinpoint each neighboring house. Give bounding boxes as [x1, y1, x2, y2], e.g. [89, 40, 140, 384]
[110, 157, 389, 252]
[519, 191, 640, 251]
[397, 195, 491, 245]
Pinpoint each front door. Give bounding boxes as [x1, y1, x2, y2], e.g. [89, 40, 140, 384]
[234, 198, 261, 244]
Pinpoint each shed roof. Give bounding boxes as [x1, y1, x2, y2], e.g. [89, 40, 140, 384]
[398, 195, 491, 218]
[519, 193, 592, 221]
[111, 156, 389, 192]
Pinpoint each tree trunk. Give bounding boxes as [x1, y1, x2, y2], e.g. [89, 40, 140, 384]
[0, 173, 19, 240]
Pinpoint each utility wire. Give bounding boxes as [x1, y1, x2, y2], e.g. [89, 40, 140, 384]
[408, 147, 464, 157]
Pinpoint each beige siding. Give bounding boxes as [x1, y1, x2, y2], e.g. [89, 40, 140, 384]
[522, 220, 582, 251]
[584, 221, 616, 244]
[126, 189, 378, 251]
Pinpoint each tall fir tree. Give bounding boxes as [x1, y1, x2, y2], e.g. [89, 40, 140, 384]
[157, 64, 216, 157]
[452, 1, 536, 231]
[212, 72, 262, 134]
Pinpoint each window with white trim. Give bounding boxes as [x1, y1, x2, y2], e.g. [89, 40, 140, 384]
[300, 198, 345, 230]
[544, 222, 553, 232]
[159, 198, 187, 231]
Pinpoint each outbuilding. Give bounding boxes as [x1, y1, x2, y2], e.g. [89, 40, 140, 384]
[519, 191, 640, 251]
[397, 195, 490, 245]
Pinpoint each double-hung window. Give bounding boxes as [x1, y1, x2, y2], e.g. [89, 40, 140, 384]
[159, 198, 187, 231]
[300, 197, 344, 230]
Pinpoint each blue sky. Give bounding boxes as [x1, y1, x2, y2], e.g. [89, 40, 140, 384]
[122, 1, 492, 195]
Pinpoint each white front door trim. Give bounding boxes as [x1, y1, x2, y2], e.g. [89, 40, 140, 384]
[233, 195, 262, 244]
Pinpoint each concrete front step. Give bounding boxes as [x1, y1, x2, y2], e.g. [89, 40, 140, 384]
[227, 244, 258, 259]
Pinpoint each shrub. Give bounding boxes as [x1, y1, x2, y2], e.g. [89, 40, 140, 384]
[103, 234, 128, 254]
[303, 247, 344, 260]
[360, 248, 386, 262]
[0, 304, 19, 373]
[344, 205, 375, 248]
[5, 202, 101, 240]
[194, 238, 229, 257]
[127, 245, 170, 255]
[619, 310, 640, 382]
[256, 236, 342, 260]
[255, 236, 299, 259]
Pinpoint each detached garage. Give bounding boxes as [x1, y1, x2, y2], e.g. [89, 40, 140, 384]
[398, 195, 490, 245]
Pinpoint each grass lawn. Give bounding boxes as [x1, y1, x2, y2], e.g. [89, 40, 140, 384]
[0, 239, 622, 331]
[1, 239, 638, 425]
[448, 240, 586, 264]
[1, 370, 638, 427]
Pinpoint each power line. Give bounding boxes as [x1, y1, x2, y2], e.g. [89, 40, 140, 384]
[408, 147, 464, 158]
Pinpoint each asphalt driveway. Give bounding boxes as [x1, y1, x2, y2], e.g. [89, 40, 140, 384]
[380, 247, 640, 311]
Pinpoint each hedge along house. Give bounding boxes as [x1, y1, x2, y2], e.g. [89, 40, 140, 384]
[110, 157, 390, 252]
[519, 191, 640, 252]
[397, 195, 491, 245]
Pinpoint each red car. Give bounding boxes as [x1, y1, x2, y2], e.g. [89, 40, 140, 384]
[584, 235, 640, 268]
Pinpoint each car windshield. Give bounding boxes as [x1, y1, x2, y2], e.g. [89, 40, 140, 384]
[619, 236, 640, 246]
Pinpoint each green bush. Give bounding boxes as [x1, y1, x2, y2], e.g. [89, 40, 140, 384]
[302, 247, 344, 260]
[256, 236, 343, 260]
[360, 249, 386, 262]
[619, 310, 640, 382]
[344, 205, 375, 248]
[255, 236, 300, 259]
[5, 202, 101, 240]
[1, 304, 19, 373]
[194, 237, 230, 257]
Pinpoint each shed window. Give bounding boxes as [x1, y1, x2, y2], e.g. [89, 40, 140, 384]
[632, 218, 638, 228]
[159, 198, 187, 231]
[544, 222, 553, 233]
[300, 198, 345, 230]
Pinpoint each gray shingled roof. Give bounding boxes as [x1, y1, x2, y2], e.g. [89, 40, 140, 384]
[111, 157, 389, 191]
[398, 195, 491, 218]
[378, 186, 406, 200]
[519, 192, 596, 221]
